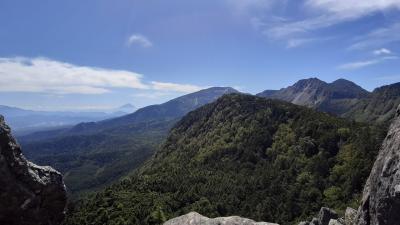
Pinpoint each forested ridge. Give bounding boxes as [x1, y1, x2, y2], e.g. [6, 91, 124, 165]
[21, 87, 238, 197]
[64, 94, 386, 225]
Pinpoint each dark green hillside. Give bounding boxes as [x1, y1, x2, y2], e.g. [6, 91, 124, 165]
[25, 120, 175, 196]
[65, 94, 385, 225]
[21, 87, 238, 196]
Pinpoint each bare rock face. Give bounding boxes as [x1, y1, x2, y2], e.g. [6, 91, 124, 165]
[297, 208, 339, 225]
[0, 116, 67, 225]
[163, 212, 279, 225]
[328, 219, 344, 225]
[356, 106, 400, 225]
[345, 208, 357, 225]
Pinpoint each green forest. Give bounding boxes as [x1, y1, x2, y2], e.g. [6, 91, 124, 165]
[64, 94, 386, 225]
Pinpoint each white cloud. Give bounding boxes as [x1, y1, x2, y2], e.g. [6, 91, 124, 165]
[127, 34, 153, 48]
[0, 57, 207, 96]
[151, 81, 204, 93]
[0, 57, 148, 94]
[337, 56, 398, 70]
[373, 48, 392, 55]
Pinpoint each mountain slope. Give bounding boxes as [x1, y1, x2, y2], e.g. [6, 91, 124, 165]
[343, 82, 400, 124]
[21, 87, 238, 196]
[65, 94, 385, 225]
[67, 87, 239, 134]
[257, 78, 370, 115]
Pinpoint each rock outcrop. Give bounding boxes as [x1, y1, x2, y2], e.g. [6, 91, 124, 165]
[163, 212, 279, 225]
[344, 208, 357, 225]
[356, 106, 400, 225]
[0, 116, 67, 225]
[328, 219, 344, 225]
[298, 207, 340, 225]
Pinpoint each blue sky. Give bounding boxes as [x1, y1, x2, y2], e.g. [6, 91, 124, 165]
[0, 0, 400, 111]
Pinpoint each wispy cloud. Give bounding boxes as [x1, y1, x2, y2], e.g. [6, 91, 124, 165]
[250, 0, 400, 47]
[350, 22, 400, 50]
[286, 38, 315, 48]
[373, 48, 392, 55]
[127, 34, 153, 48]
[0, 57, 205, 95]
[151, 81, 204, 93]
[306, 0, 400, 18]
[286, 37, 334, 48]
[338, 56, 398, 70]
[263, 14, 354, 40]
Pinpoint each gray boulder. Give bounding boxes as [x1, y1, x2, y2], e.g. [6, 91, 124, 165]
[318, 207, 338, 225]
[328, 219, 344, 225]
[356, 106, 400, 225]
[345, 208, 357, 225]
[0, 116, 67, 225]
[163, 212, 279, 225]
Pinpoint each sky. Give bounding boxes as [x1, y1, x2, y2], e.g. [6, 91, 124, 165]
[0, 0, 400, 111]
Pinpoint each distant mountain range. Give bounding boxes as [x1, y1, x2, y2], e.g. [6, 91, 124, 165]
[0, 104, 137, 135]
[14, 79, 400, 197]
[20, 87, 238, 196]
[257, 78, 400, 124]
[68, 86, 239, 134]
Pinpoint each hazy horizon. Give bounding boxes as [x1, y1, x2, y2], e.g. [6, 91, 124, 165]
[0, 77, 392, 112]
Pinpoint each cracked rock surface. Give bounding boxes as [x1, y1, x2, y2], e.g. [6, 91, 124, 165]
[356, 106, 400, 225]
[163, 212, 279, 225]
[0, 115, 67, 225]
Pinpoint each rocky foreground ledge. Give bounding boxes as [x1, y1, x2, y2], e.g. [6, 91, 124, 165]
[164, 212, 279, 225]
[0, 116, 67, 225]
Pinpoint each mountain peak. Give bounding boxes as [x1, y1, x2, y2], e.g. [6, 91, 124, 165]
[257, 78, 369, 115]
[120, 103, 135, 108]
[116, 104, 136, 113]
[331, 78, 353, 84]
[294, 77, 326, 86]
[195, 86, 238, 93]
[329, 78, 370, 98]
[331, 78, 364, 89]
